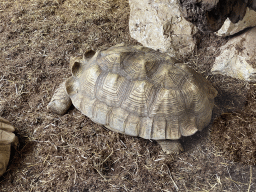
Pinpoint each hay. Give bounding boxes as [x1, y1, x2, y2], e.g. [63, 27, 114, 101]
[1, 0, 256, 191]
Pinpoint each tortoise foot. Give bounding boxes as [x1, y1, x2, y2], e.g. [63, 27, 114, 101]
[157, 140, 184, 154]
[0, 117, 18, 176]
[48, 81, 72, 115]
[0, 144, 11, 176]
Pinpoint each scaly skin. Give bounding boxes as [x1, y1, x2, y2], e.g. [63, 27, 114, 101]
[0, 117, 18, 176]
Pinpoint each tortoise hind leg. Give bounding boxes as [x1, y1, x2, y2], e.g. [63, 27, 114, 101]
[47, 81, 72, 115]
[157, 140, 184, 154]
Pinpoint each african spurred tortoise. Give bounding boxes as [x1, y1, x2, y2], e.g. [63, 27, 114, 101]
[48, 45, 217, 154]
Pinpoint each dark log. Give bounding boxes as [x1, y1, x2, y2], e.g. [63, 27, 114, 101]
[180, 0, 256, 32]
[248, 0, 256, 10]
[229, 0, 247, 23]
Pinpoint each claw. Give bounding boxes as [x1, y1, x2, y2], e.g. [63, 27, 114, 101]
[0, 117, 15, 132]
[0, 130, 16, 145]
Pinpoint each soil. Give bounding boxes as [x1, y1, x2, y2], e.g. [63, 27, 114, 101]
[1, 0, 256, 191]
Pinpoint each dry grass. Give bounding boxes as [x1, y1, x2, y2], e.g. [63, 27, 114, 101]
[211, 84, 256, 165]
[0, 0, 256, 191]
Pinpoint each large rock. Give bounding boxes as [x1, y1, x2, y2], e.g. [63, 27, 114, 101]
[129, 0, 197, 59]
[216, 8, 256, 36]
[212, 27, 256, 82]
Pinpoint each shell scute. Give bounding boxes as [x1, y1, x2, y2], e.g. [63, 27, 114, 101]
[80, 64, 102, 99]
[139, 117, 153, 139]
[108, 107, 129, 133]
[91, 100, 110, 125]
[96, 72, 129, 107]
[151, 117, 166, 140]
[149, 88, 185, 117]
[122, 52, 161, 80]
[79, 95, 96, 119]
[179, 115, 198, 136]
[151, 64, 187, 89]
[166, 117, 181, 139]
[124, 114, 141, 136]
[97, 52, 130, 72]
[121, 80, 155, 116]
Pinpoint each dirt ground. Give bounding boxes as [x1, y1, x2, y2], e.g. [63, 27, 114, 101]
[1, 0, 256, 191]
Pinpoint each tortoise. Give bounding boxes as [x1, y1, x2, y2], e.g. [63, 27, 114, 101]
[48, 44, 217, 154]
[0, 117, 17, 176]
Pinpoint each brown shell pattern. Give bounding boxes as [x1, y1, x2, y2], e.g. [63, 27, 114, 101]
[66, 45, 217, 140]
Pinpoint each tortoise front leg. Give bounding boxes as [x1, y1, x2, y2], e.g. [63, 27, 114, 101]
[0, 144, 11, 176]
[157, 140, 184, 154]
[48, 81, 72, 115]
[0, 117, 18, 176]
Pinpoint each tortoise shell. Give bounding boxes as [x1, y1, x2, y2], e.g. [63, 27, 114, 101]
[61, 45, 217, 140]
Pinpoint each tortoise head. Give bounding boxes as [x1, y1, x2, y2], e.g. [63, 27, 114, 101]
[69, 50, 96, 77]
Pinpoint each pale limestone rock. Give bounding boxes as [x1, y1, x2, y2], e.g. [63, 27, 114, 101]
[129, 0, 197, 59]
[212, 27, 256, 81]
[0, 117, 17, 176]
[216, 8, 256, 36]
